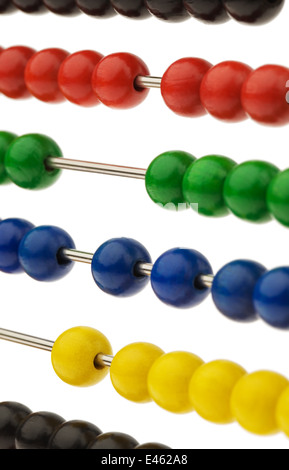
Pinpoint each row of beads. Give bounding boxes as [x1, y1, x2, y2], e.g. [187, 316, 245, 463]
[0, 46, 288, 126]
[0, 0, 284, 24]
[1, 218, 289, 329]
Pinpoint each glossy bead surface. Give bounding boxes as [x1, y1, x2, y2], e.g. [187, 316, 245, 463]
[12, 0, 43, 12]
[0, 218, 35, 274]
[4, 134, 62, 190]
[212, 260, 267, 322]
[200, 61, 253, 122]
[110, 0, 150, 18]
[183, 0, 230, 23]
[253, 267, 289, 329]
[135, 443, 171, 449]
[15, 412, 65, 449]
[276, 386, 289, 437]
[145, 0, 189, 22]
[151, 248, 213, 308]
[76, 0, 116, 16]
[230, 371, 288, 435]
[91, 238, 151, 297]
[147, 351, 204, 413]
[182, 155, 236, 217]
[88, 432, 138, 449]
[223, 161, 279, 223]
[223, 0, 284, 25]
[145, 151, 196, 210]
[189, 360, 246, 424]
[25, 48, 69, 103]
[110, 342, 164, 403]
[51, 326, 112, 387]
[267, 169, 289, 227]
[0, 131, 17, 184]
[0, 46, 35, 98]
[18, 225, 75, 281]
[49, 421, 102, 449]
[43, 0, 78, 14]
[161, 58, 212, 117]
[0, 402, 32, 449]
[91, 53, 150, 109]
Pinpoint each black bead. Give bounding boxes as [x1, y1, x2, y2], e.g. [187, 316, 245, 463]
[49, 420, 102, 449]
[183, 0, 230, 23]
[88, 432, 139, 449]
[76, 0, 116, 16]
[12, 0, 44, 11]
[223, 0, 284, 24]
[15, 411, 65, 449]
[0, 402, 32, 449]
[43, 0, 80, 14]
[135, 442, 172, 449]
[144, 0, 189, 22]
[110, 0, 151, 18]
[0, 0, 14, 12]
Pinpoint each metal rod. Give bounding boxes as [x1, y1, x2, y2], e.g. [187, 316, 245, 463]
[135, 75, 162, 89]
[96, 354, 114, 368]
[61, 248, 93, 264]
[199, 274, 214, 289]
[136, 262, 153, 276]
[0, 328, 54, 352]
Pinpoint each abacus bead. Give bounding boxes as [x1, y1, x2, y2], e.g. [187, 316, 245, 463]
[183, 0, 230, 23]
[147, 351, 204, 413]
[58, 50, 104, 107]
[76, 0, 116, 16]
[43, 0, 78, 14]
[211, 260, 267, 322]
[91, 238, 151, 297]
[151, 248, 213, 308]
[276, 386, 289, 437]
[25, 49, 69, 103]
[161, 58, 212, 117]
[267, 169, 289, 227]
[241, 65, 289, 126]
[145, 151, 196, 210]
[0, 0, 11, 12]
[12, 0, 43, 12]
[110, 342, 164, 403]
[4, 134, 62, 190]
[223, 161, 279, 223]
[0, 46, 36, 99]
[91, 53, 150, 109]
[88, 432, 139, 449]
[182, 155, 236, 217]
[253, 267, 289, 329]
[49, 421, 102, 449]
[0, 402, 32, 449]
[18, 225, 75, 281]
[189, 360, 247, 424]
[230, 371, 289, 435]
[51, 326, 112, 387]
[135, 443, 171, 449]
[15, 412, 65, 449]
[223, 0, 284, 25]
[110, 0, 150, 18]
[144, 0, 189, 22]
[0, 218, 35, 274]
[0, 131, 17, 184]
[200, 61, 253, 122]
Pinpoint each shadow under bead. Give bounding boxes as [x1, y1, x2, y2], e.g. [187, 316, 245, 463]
[223, 0, 285, 24]
[76, 0, 116, 16]
[110, 0, 150, 18]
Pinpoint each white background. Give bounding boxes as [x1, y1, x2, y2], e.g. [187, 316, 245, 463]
[0, 1, 289, 450]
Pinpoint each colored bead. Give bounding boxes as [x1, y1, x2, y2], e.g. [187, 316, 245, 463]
[161, 58, 212, 117]
[0, 402, 32, 449]
[151, 248, 213, 308]
[91, 238, 152, 297]
[200, 61, 253, 122]
[88, 432, 139, 449]
[183, 0, 230, 23]
[43, 0, 78, 14]
[253, 267, 289, 329]
[276, 386, 289, 438]
[49, 420, 102, 449]
[91, 53, 150, 109]
[267, 169, 289, 227]
[241, 65, 289, 126]
[0, 46, 36, 98]
[110, 0, 150, 18]
[145, 151, 196, 210]
[15, 412, 65, 449]
[12, 0, 43, 12]
[223, 161, 279, 223]
[182, 155, 236, 217]
[212, 260, 267, 322]
[76, 0, 116, 16]
[135, 443, 171, 449]
[25, 48, 69, 103]
[4, 133, 62, 190]
[58, 50, 104, 107]
[0, 131, 17, 185]
[0, 218, 35, 274]
[110, 342, 164, 403]
[223, 0, 285, 25]
[189, 360, 247, 424]
[147, 351, 204, 413]
[51, 326, 112, 387]
[230, 371, 289, 435]
[18, 225, 75, 281]
[145, 0, 189, 22]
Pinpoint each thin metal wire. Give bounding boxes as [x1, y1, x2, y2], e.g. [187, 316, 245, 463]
[61, 248, 93, 264]
[135, 75, 162, 89]
[0, 328, 54, 352]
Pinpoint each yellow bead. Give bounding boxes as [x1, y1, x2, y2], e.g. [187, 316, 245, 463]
[51, 326, 113, 387]
[230, 370, 289, 435]
[147, 351, 204, 414]
[110, 342, 164, 403]
[276, 385, 289, 437]
[189, 360, 247, 424]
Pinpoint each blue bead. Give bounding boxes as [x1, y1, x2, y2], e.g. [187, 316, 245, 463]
[91, 238, 152, 297]
[0, 218, 35, 274]
[253, 267, 289, 329]
[211, 260, 267, 322]
[18, 226, 75, 282]
[150, 248, 213, 308]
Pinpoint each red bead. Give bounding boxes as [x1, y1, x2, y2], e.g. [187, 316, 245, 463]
[200, 61, 253, 122]
[58, 50, 104, 107]
[241, 65, 289, 126]
[161, 57, 212, 117]
[25, 48, 69, 103]
[0, 46, 36, 99]
[91, 52, 150, 109]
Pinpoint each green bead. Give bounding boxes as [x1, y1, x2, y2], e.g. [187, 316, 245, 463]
[5, 134, 62, 190]
[223, 160, 279, 223]
[145, 151, 196, 210]
[267, 169, 289, 227]
[182, 155, 236, 217]
[0, 131, 17, 185]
